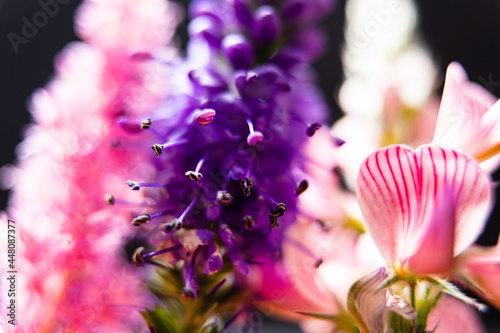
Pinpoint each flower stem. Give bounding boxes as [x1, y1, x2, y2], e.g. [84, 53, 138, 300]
[410, 281, 417, 333]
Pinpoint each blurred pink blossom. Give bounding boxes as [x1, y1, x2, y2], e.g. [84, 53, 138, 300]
[1, 0, 179, 331]
[333, 49, 440, 190]
[458, 235, 500, 311]
[427, 296, 486, 333]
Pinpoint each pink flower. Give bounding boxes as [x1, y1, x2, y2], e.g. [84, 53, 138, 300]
[458, 235, 500, 310]
[347, 268, 486, 333]
[1, 0, 179, 331]
[356, 144, 492, 275]
[347, 267, 416, 333]
[433, 62, 500, 171]
[427, 296, 486, 333]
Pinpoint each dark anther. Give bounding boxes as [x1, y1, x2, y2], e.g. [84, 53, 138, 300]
[217, 191, 233, 205]
[151, 144, 163, 156]
[185, 171, 203, 181]
[126, 180, 141, 191]
[105, 194, 116, 205]
[133, 247, 146, 266]
[240, 176, 253, 196]
[295, 180, 309, 196]
[306, 123, 322, 137]
[242, 215, 255, 230]
[141, 118, 152, 129]
[269, 215, 279, 228]
[270, 203, 287, 218]
[132, 214, 152, 226]
[180, 288, 195, 300]
[165, 218, 182, 231]
[315, 258, 323, 268]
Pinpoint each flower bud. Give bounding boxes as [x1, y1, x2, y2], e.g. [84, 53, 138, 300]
[221, 34, 254, 70]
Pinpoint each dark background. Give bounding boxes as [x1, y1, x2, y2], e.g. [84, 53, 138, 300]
[1, 0, 500, 330]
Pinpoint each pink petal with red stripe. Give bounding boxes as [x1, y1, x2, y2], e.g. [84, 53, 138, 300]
[356, 144, 492, 274]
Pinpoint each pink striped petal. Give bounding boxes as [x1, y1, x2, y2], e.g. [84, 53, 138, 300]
[405, 186, 455, 274]
[356, 144, 492, 273]
[433, 62, 500, 169]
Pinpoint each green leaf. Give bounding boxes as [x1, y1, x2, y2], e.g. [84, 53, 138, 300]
[141, 305, 183, 333]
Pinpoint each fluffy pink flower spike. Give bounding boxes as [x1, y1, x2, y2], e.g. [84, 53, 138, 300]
[356, 144, 492, 275]
[433, 62, 500, 170]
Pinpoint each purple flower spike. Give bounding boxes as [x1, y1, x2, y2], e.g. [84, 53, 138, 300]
[221, 34, 255, 69]
[252, 5, 282, 45]
[121, 0, 338, 312]
[194, 108, 217, 125]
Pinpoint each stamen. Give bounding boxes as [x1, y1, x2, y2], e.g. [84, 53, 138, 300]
[246, 118, 264, 146]
[185, 152, 209, 181]
[260, 193, 287, 226]
[194, 108, 217, 126]
[185, 171, 203, 181]
[106, 194, 116, 205]
[289, 115, 323, 137]
[242, 215, 255, 230]
[133, 247, 146, 266]
[260, 192, 279, 209]
[206, 278, 228, 299]
[141, 118, 152, 129]
[261, 194, 286, 229]
[164, 195, 199, 231]
[126, 180, 166, 191]
[132, 247, 173, 269]
[132, 211, 170, 226]
[269, 215, 279, 228]
[142, 244, 182, 258]
[217, 190, 233, 205]
[240, 176, 253, 196]
[132, 214, 151, 226]
[285, 236, 323, 268]
[294, 179, 309, 195]
[126, 180, 141, 191]
[151, 144, 164, 156]
[151, 138, 188, 156]
[105, 194, 156, 207]
[306, 123, 322, 137]
[475, 141, 500, 163]
[118, 118, 142, 133]
[181, 248, 199, 300]
[271, 203, 287, 217]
